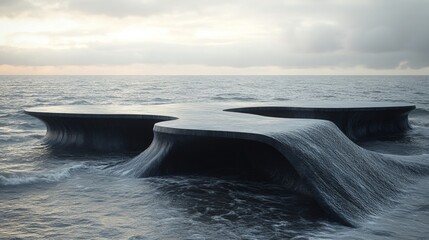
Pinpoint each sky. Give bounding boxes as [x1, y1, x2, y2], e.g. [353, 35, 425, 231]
[0, 0, 428, 75]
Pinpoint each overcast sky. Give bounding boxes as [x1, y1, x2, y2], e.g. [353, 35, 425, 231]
[0, 0, 428, 74]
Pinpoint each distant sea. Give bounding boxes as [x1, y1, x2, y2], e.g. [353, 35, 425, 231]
[0, 75, 428, 239]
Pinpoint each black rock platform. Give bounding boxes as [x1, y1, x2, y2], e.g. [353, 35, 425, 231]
[25, 101, 414, 151]
[25, 102, 429, 227]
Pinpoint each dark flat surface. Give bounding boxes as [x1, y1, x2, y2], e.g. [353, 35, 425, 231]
[25, 101, 415, 139]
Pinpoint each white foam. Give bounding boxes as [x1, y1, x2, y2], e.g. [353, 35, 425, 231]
[0, 164, 88, 186]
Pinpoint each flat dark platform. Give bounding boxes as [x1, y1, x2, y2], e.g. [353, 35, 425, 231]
[25, 101, 415, 149]
[24, 101, 426, 227]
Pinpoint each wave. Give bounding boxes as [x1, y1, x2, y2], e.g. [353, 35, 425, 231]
[210, 93, 258, 102]
[110, 121, 429, 227]
[0, 164, 89, 186]
[150, 97, 172, 103]
[272, 97, 291, 101]
[409, 120, 429, 128]
[409, 108, 429, 127]
[410, 108, 429, 118]
[211, 97, 259, 102]
[70, 100, 91, 105]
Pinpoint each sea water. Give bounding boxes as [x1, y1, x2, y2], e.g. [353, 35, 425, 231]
[0, 75, 428, 239]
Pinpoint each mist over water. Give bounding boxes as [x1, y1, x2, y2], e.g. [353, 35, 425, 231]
[0, 75, 428, 239]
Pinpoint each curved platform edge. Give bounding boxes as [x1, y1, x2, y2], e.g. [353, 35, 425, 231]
[25, 110, 176, 151]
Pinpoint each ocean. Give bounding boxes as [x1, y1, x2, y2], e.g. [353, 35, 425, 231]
[0, 75, 428, 239]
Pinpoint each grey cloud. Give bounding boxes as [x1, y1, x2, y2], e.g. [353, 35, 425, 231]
[0, 0, 428, 69]
[286, 23, 345, 53]
[248, 0, 429, 57]
[349, 26, 404, 53]
[64, 0, 225, 17]
[344, 0, 429, 55]
[65, 0, 163, 17]
[0, 0, 35, 17]
[1, 40, 427, 69]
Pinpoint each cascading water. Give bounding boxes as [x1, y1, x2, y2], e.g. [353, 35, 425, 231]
[110, 118, 429, 226]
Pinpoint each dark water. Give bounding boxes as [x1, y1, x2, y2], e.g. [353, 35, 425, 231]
[0, 76, 428, 239]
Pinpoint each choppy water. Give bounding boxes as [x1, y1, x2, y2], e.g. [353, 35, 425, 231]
[0, 75, 428, 239]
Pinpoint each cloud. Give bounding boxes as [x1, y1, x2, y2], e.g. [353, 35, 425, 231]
[65, 0, 164, 17]
[63, 0, 228, 18]
[0, 0, 34, 17]
[0, 0, 428, 71]
[345, 1, 429, 54]
[285, 23, 345, 53]
[2, 40, 427, 70]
